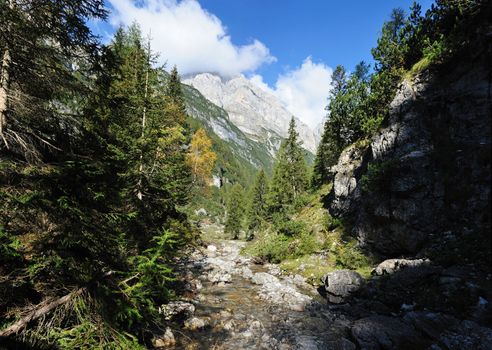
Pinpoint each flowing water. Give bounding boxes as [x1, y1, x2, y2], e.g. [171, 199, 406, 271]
[171, 238, 355, 350]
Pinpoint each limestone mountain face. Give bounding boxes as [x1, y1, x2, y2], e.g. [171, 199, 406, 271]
[326, 54, 491, 258]
[183, 73, 319, 155]
[181, 81, 276, 182]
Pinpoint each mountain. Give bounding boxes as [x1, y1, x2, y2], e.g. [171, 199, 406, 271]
[181, 80, 276, 185]
[183, 73, 320, 155]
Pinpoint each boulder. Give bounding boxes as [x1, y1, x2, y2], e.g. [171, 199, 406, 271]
[322, 270, 364, 303]
[184, 316, 209, 331]
[152, 327, 175, 348]
[404, 311, 492, 349]
[159, 301, 195, 321]
[372, 258, 430, 276]
[351, 315, 427, 350]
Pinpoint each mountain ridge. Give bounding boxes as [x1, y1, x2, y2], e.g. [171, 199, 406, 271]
[183, 72, 320, 154]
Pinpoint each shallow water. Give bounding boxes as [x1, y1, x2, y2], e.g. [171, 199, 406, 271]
[173, 240, 352, 350]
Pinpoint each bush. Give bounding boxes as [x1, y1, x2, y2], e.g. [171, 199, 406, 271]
[335, 241, 370, 270]
[276, 220, 306, 237]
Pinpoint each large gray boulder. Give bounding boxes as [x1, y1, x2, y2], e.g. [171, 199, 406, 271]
[159, 301, 195, 321]
[372, 258, 430, 276]
[322, 270, 364, 303]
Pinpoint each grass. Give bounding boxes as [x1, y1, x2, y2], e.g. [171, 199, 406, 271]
[404, 56, 432, 81]
[243, 184, 374, 284]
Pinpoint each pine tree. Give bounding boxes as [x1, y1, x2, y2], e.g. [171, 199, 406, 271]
[0, 0, 106, 162]
[268, 118, 308, 215]
[224, 183, 245, 239]
[245, 169, 268, 238]
[166, 65, 187, 115]
[311, 65, 347, 188]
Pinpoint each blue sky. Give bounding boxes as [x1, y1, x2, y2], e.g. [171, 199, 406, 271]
[93, 0, 434, 128]
[197, 0, 433, 85]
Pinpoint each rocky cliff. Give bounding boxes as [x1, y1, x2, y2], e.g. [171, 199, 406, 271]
[183, 73, 319, 155]
[327, 53, 491, 260]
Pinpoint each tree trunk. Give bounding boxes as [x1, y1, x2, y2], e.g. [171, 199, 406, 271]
[137, 39, 150, 201]
[0, 1, 13, 147]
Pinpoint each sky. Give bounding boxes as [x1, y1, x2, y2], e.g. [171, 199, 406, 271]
[91, 0, 434, 129]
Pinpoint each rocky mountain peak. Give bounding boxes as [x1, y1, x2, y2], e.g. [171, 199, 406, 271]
[183, 73, 320, 154]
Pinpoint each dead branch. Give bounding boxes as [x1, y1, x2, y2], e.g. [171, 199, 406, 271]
[0, 287, 86, 338]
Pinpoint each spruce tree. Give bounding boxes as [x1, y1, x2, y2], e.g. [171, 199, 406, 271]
[245, 169, 268, 239]
[268, 118, 308, 215]
[166, 65, 187, 114]
[0, 0, 106, 162]
[224, 183, 245, 239]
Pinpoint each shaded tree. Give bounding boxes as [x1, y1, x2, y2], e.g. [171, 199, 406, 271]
[225, 183, 245, 239]
[245, 169, 268, 239]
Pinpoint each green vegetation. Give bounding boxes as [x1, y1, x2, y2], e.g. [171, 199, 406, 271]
[224, 183, 245, 239]
[0, 5, 199, 346]
[243, 184, 373, 282]
[245, 169, 269, 239]
[312, 0, 489, 189]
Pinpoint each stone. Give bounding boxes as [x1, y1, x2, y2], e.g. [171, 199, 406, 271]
[159, 301, 195, 321]
[372, 258, 431, 276]
[351, 315, 426, 350]
[206, 244, 217, 252]
[184, 317, 209, 331]
[403, 311, 492, 349]
[195, 208, 207, 216]
[324, 338, 356, 350]
[322, 270, 364, 303]
[152, 327, 175, 348]
[326, 56, 491, 257]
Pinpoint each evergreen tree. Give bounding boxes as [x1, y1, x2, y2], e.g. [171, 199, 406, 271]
[245, 169, 268, 238]
[268, 118, 308, 214]
[224, 183, 245, 239]
[312, 65, 348, 188]
[312, 62, 372, 188]
[166, 65, 187, 114]
[0, 0, 106, 162]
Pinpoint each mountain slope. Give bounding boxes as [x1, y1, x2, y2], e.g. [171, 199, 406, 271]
[182, 82, 275, 184]
[183, 73, 320, 155]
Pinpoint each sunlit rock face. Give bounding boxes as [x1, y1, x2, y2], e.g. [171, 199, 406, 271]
[184, 73, 319, 154]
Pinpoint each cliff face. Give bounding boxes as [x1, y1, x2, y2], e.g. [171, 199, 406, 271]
[183, 73, 319, 154]
[327, 54, 491, 259]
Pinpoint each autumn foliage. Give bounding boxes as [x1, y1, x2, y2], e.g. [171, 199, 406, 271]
[186, 128, 217, 186]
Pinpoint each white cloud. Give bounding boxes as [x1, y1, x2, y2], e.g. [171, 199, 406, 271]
[250, 57, 333, 129]
[108, 0, 276, 77]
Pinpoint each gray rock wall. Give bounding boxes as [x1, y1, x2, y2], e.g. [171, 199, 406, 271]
[327, 56, 491, 257]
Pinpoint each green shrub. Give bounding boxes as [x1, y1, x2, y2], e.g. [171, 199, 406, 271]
[277, 220, 306, 237]
[335, 241, 370, 270]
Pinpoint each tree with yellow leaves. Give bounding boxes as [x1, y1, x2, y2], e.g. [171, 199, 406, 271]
[186, 128, 217, 186]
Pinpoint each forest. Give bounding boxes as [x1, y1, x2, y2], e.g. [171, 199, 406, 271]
[1, 0, 490, 349]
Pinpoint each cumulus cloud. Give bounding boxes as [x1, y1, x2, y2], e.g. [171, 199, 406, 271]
[108, 0, 275, 77]
[250, 57, 333, 130]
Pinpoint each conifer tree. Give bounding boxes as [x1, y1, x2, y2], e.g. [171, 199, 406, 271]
[166, 65, 187, 115]
[268, 118, 308, 215]
[0, 0, 106, 162]
[224, 183, 245, 239]
[245, 169, 268, 238]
